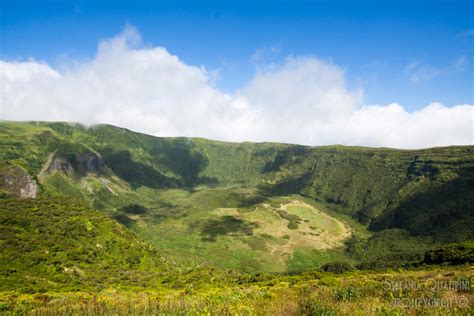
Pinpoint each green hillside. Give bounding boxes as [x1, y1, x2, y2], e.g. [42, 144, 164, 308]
[0, 121, 473, 314]
[0, 121, 473, 273]
[0, 197, 166, 293]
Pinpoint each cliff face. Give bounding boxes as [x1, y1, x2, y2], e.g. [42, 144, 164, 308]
[42, 150, 105, 177]
[0, 164, 38, 198]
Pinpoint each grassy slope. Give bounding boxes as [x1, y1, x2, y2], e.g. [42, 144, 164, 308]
[0, 121, 473, 272]
[3, 121, 472, 222]
[1, 266, 472, 315]
[0, 121, 473, 315]
[0, 197, 166, 293]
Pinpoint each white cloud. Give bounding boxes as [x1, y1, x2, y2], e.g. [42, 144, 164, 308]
[242, 56, 362, 120]
[332, 103, 473, 148]
[0, 27, 472, 149]
[250, 45, 281, 66]
[404, 56, 469, 84]
[0, 27, 259, 141]
[404, 61, 440, 83]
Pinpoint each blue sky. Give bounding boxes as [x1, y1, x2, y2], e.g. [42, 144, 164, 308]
[1, 0, 472, 110]
[0, 1, 473, 148]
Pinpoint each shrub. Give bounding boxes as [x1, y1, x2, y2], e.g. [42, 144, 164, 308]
[287, 221, 299, 229]
[423, 242, 474, 265]
[298, 295, 339, 316]
[121, 204, 148, 214]
[0, 190, 11, 199]
[321, 261, 354, 274]
[0, 302, 10, 312]
[332, 286, 360, 301]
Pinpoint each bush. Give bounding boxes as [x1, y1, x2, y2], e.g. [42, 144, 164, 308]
[287, 221, 299, 229]
[423, 242, 474, 265]
[321, 261, 354, 274]
[121, 204, 148, 214]
[0, 302, 11, 312]
[298, 293, 339, 316]
[0, 190, 11, 199]
[332, 286, 360, 301]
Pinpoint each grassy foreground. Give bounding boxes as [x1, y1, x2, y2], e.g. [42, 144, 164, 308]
[1, 266, 472, 315]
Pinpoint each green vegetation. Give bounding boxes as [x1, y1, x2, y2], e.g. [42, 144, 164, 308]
[0, 267, 471, 315]
[0, 121, 472, 314]
[321, 261, 354, 274]
[0, 197, 166, 293]
[1, 121, 472, 270]
[423, 242, 474, 265]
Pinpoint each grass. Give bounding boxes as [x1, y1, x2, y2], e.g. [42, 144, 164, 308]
[120, 187, 354, 273]
[2, 120, 470, 274]
[0, 266, 471, 315]
[0, 197, 166, 293]
[0, 121, 473, 314]
[1, 121, 472, 246]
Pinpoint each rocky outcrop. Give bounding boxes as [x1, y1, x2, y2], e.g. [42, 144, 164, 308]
[42, 150, 105, 177]
[75, 152, 104, 174]
[0, 164, 38, 198]
[47, 155, 75, 176]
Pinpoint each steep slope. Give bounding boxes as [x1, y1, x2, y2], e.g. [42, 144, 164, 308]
[3, 121, 471, 230]
[0, 197, 166, 293]
[0, 163, 38, 198]
[260, 145, 474, 230]
[0, 121, 473, 272]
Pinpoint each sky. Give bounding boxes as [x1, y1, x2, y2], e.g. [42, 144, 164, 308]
[0, 0, 473, 148]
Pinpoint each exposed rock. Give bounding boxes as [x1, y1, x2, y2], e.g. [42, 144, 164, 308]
[76, 153, 104, 173]
[47, 155, 75, 176]
[0, 164, 38, 198]
[42, 150, 105, 177]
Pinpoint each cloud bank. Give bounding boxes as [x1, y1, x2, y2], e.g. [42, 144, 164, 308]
[1, 27, 472, 148]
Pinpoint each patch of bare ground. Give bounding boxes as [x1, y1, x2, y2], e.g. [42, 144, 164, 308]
[215, 199, 352, 264]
